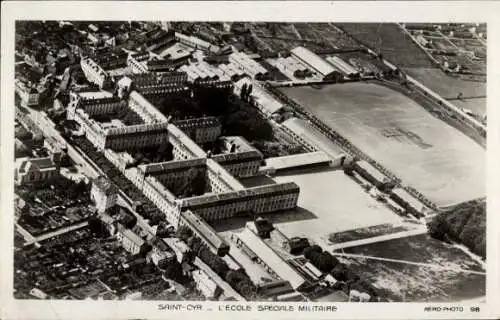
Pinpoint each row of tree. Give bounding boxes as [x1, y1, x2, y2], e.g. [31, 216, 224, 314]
[302, 245, 379, 300]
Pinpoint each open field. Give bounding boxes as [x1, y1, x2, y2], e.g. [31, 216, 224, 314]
[337, 234, 485, 302]
[273, 169, 402, 240]
[279, 83, 485, 207]
[406, 67, 486, 116]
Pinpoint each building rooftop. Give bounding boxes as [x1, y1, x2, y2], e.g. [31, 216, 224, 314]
[106, 122, 169, 137]
[158, 42, 194, 60]
[234, 78, 283, 114]
[140, 158, 206, 175]
[265, 151, 331, 171]
[206, 159, 246, 190]
[17, 157, 57, 174]
[235, 228, 307, 290]
[291, 46, 336, 77]
[121, 228, 145, 247]
[181, 180, 299, 209]
[211, 150, 263, 164]
[175, 32, 221, 53]
[314, 290, 349, 302]
[167, 124, 207, 157]
[92, 175, 118, 195]
[77, 90, 114, 100]
[128, 90, 168, 122]
[181, 210, 227, 251]
[355, 160, 388, 183]
[392, 187, 427, 211]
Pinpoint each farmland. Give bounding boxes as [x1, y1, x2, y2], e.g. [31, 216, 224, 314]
[406, 68, 486, 116]
[247, 23, 359, 54]
[336, 23, 434, 68]
[279, 82, 485, 207]
[336, 23, 487, 116]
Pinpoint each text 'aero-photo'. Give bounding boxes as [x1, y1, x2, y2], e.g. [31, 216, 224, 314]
[14, 21, 486, 303]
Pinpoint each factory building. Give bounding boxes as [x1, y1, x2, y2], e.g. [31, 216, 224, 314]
[290, 47, 337, 80]
[175, 32, 221, 54]
[229, 51, 269, 80]
[324, 56, 359, 76]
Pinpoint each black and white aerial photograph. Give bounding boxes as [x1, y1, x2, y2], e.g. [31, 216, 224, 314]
[12, 20, 487, 304]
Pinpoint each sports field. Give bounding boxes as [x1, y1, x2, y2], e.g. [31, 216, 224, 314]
[279, 82, 485, 207]
[406, 68, 486, 116]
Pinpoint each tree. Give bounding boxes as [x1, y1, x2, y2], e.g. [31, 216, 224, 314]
[88, 216, 109, 238]
[303, 245, 322, 260]
[139, 243, 153, 256]
[315, 251, 337, 273]
[331, 263, 349, 282]
[191, 236, 204, 255]
[199, 247, 229, 278]
[163, 260, 183, 280]
[225, 270, 246, 285]
[149, 211, 165, 226]
[177, 225, 193, 242]
[427, 213, 449, 242]
[240, 83, 248, 102]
